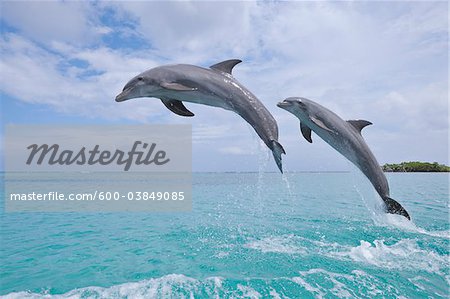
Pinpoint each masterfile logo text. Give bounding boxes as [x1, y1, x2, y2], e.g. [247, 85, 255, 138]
[6, 125, 191, 172]
[26, 141, 170, 171]
[4, 125, 192, 212]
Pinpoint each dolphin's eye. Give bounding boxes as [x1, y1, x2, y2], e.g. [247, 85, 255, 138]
[137, 77, 143, 81]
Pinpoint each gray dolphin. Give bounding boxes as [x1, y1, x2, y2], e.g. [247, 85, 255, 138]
[115, 59, 285, 172]
[277, 97, 410, 220]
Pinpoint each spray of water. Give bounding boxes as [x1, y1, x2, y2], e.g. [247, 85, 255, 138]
[348, 163, 385, 219]
[282, 172, 293, 196]
[374, 213, 450, 239]
[350, 163, 449, 238]
[256, 140, 269, 201]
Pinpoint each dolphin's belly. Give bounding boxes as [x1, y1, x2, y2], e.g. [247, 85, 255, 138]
[171, 90, 234, 111]
[166, 68, 279, 144]
[315, 126, 390, 198]
[164, 72, 245, 111]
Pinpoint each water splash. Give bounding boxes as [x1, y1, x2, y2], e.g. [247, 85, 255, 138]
[244, 234, 449, 276]
[0, 271, 391, 299]
[281, 172, 293, 196]
[347, 239, 449, 274]
[348, 163, 386, 221]
[348, 165, 449, 238]
[354, 181, 449, 238]
[244, 235, 307, 254]
[256, 140, 270, 201]
[346, 164, 446, 238]
[292, 268, 398, 298]
[373, 213, 450, 239]
[1, 274, 224, 299]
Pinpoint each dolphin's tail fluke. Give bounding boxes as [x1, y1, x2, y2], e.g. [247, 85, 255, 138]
[382, 196, 411, 220]
[270, 140, 286, 173]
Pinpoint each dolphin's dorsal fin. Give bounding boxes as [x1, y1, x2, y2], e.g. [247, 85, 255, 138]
[210, 59, 242, 74]
[300, 122, 313, 143]
[161, 98, 195, 117]
[347, 120, 372, 133]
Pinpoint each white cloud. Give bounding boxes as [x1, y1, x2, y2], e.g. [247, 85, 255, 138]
[0, 33, 161, 122]
[109, 1, 259, 63]
[1, 1, 100, 46]
[372, 82, 449, 131]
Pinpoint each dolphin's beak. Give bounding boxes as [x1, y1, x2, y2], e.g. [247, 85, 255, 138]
[115, 89, 131, 102]
[277, 101, 291, 108]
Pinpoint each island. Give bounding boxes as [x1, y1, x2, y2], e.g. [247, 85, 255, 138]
[382, 161, 450, 172]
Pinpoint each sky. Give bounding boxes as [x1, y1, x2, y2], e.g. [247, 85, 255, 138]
[0, 1, 448, 172]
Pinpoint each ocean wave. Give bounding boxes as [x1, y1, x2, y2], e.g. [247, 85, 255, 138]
[3, 263, 447, 299]
[373, 213, 450, 239]
[347, 239, 449, 274]
[292, 268, 390, 299]
[1, 274, 224, 299]
[244, 234, 448, 275]
[243, 235, 307, 254]
[0, 271, 394, 299]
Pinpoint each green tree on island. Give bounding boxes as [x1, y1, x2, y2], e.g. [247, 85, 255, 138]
[382, 161, 450, 172]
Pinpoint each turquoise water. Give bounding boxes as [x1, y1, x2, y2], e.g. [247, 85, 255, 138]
[1, 172, 449, 298]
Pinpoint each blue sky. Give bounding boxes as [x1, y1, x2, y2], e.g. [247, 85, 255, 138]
[0, 1, 448, 172]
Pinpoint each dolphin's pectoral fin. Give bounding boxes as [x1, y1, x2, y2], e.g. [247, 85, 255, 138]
[161, 82, 197, 91]
[383, 196, 411, 220]
[300, 122, 313, 143]
[270, 140, 286, 173]
[310, 117, 333, 132]
[161, 99, 195, 117]
[347, 120, 373, 133]
[210, 59, 242, 74]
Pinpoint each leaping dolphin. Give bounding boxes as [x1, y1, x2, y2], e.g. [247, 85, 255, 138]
[115, 59, 285, 172]
[277, 97, 410, 220]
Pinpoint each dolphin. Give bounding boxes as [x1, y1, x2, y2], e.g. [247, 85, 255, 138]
[115, 59, 285, 172]
[277, 97, 410, 220]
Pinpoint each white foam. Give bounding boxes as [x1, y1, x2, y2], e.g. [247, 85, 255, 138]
[351, 169, 450, 239]
[268, 288, 282, 299]
[214, 251, 229, 258]
[350, 270, 384, 296]
[291, 276, 325, 299]
[1, 274, 223, 299]
[244, 235, 307, 254]
[235, 284, 261, 299]
[348, 239, 448, 274]
[281, 173, 293, 196]
[6, 234, 446, 299]
[408, 276, 429, 291]
[292, 268, 387, 298]
[1, 293, 44, 299]
[373, 213, 450, 239]
[302, 269, 354, 298]
[244, 234, 448, 276]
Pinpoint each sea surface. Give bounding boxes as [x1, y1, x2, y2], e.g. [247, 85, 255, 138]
[0, 172, 449, 298]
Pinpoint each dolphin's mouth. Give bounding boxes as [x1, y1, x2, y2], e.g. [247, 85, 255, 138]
[277, 101, 291, 108]
[115, 89, 131, 102]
